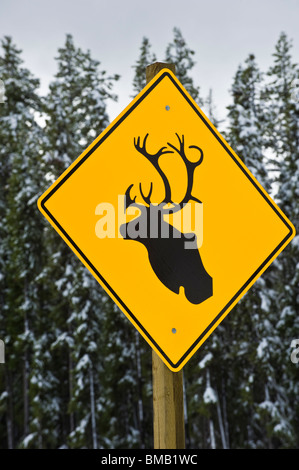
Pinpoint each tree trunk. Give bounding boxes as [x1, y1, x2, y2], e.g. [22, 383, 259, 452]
[135, 331, 144, 448]
[23, 309, 29, 440]
[209, 419, 216, 449]
[5, 369, 14, 449]
[216, 388, 227, 449]
[89, 364, 98, 449]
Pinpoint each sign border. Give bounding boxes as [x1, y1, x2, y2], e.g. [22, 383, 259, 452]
[38, 70, 296, 371]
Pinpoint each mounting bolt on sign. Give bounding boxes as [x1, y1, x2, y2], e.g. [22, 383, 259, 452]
[38, 63, 295, 373]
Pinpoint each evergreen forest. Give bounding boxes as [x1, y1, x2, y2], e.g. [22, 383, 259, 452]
[0, 28, 298, 449]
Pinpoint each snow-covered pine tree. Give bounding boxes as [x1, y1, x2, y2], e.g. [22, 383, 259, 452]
[184, 54, 277, 449]
[0, 36, 54, 448]
[227, 54, 270, 190]
[66, 268, 104, 449]
[165, 27, 202, 105]
[203, 89, 221, 129]
[98, 297, 153, 449]
[88, 38, 160, 446]
[261, 32, 299, 447]
[42, 34, 119, 448]
[209, 53, 287, 449]
[132, 37, 156, 97]
[0, 37, 17, 447]
[219, 53, 281, 449]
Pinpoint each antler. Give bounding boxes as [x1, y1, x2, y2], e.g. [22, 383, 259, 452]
[123, 181, 153, 208]
[139, 182, 153, 205]
[129, 134, 203, 212]
[166, 134, 203, 212]
[124, 183, 136, 209]
[134, 134, 174, 205]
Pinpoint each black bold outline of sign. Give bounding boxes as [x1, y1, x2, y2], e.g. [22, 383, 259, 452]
[40, 71, 295, 370]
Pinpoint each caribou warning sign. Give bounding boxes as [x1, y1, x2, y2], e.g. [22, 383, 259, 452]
[38, 69, 295, 371]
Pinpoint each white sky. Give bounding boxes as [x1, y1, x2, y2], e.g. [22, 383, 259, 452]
[1, 0, 299, 123]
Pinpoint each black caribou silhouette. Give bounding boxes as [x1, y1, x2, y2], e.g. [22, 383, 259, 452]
[120, 133, 213, 305]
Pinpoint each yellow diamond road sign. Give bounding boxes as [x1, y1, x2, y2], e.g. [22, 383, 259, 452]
[38, 69, 295, 372]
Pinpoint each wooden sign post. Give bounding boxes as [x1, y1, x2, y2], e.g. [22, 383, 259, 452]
[152, 350, 185, 449]
[146, 62, 186, 450]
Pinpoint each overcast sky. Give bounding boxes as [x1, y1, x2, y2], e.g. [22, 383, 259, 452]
[1, 0, 299, 123]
